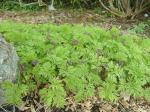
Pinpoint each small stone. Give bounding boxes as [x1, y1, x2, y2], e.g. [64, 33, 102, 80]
[144, 13, 149, 18]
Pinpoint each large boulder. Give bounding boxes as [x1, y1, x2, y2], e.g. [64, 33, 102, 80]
[0, 35, 19, 105]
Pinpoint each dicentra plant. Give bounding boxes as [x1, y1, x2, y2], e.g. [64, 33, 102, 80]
[0, 21, 150, 108]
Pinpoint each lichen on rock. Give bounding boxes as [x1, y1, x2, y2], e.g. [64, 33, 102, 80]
[0, 35, 19, 105]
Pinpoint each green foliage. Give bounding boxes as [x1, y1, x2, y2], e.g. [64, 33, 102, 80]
[100, 80, 118, 101]
[2, 81, 28, 106]
[0, 1, 43, 11]
[0, 0, 93, 10]
[39, 78, 66, 107]
[0, 20, 150, 108]
[130, 23, 148, 34]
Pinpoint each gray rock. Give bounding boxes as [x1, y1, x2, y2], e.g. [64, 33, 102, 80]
[0, 35, 19, 105]
[0, 89, 5, 106]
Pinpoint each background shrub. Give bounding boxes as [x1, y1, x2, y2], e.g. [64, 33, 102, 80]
[0, 0, 149, 18]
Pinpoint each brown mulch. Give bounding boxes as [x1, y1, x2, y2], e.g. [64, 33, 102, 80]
[0, 9, 142, 29]
[0, 97, 150, 112]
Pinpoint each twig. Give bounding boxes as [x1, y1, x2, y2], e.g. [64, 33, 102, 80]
[99, 0, 125, 18]
[118, 101, 130, 112]
[13, 105, 15, 112]
[0, 106, 9, 112]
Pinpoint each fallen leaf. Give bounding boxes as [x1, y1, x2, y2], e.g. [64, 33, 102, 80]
[120, 92, 130, 101]
[31, 105, 36, 112]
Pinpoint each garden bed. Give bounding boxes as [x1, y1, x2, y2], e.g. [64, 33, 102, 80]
[0, 20, 150, 112]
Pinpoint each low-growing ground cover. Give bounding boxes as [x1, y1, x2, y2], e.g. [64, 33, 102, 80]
[0, 21, 150, 111]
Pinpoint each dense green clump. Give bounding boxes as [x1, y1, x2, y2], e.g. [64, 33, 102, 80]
[0, 21, 150, 107]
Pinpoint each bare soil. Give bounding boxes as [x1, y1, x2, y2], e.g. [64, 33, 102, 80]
[0, 9, 148, 29]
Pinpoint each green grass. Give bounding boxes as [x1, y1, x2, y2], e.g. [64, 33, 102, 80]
[0, 20, 150, 107]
